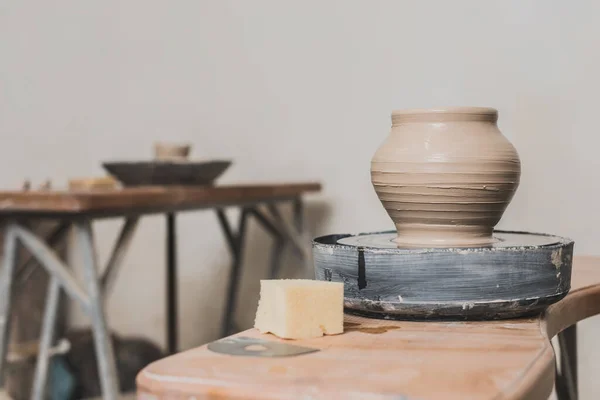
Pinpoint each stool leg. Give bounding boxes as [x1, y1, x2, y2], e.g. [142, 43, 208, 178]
[556, 324, 578, 400]
[0, 224, 18, 386]
[293, 197, 303, 234]
[219, 209, 249, 338]
[268, 238, 285, 279]
[75, 220, 119, 399]
[31, 276, 61, 400]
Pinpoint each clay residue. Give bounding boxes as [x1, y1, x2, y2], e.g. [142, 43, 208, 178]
[551, 249, 563, 269]
[344, 322, 400, 334]
[498, 323, 530, 330]
[269, 366, 287, 374]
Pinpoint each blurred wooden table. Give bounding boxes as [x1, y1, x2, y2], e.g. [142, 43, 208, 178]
[0, 183, 321, 400]
[137, 256, 599, 400]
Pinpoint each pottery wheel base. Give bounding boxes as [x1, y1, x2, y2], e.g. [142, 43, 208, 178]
[313, 230, 574, 320]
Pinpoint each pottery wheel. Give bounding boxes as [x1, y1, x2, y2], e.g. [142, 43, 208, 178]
[313, 230, 574, 320]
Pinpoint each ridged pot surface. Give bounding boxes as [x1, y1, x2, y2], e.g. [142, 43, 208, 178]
[370, 107, 521, 247]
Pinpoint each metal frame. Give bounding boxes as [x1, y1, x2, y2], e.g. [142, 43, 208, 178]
[102, 217, 139, 297]
[216, 207, 250, 337]
[162, 197, 308, 346]
[15, 222, 71, 286]
[76, 220, 119, 398]
[0, 217, 139, 400]
[31, 276, 61, 400]
[213, 197, 307, 338]
[555, 324, 578, 400]
[0, 196, 310, 398]
[166, 212, 178, 355]
[0, 223, 18, 387]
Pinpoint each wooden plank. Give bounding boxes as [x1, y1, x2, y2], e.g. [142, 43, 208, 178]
[0, 183, 321, 216]
[136, 256, 600, 400]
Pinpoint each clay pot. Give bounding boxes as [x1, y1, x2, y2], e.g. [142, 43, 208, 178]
[371, 107, 521, 247]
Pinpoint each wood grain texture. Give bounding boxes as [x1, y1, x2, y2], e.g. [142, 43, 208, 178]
[137, 256, 600, 400]
[0, 183, 321, 217]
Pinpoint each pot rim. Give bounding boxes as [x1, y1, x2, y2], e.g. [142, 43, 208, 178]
[391, 107, 498, 123]
[392, 106, 497, 115]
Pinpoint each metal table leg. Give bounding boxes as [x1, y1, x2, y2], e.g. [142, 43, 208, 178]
[101, 217, 139, 297]
[267, 204, 307, 260]
[268, 237, 285, 279]
[216, 200, 307, 338]
[4, 218, 137, 399]
[15, 222, 69, 285]
[246, 208, 285, 279]
[292, 197, 311, 275]
[0, 223, 18, 387]
[29, 223, 72, 399]
[293, 197, 303, 234]
[75, 220, 119, 399]
[216, 209, 249, 337]
[253, 199, 308, 275]
[166, 213, 178, 354]
[31, 276, 61, 400]
[556, 324, 578, 400]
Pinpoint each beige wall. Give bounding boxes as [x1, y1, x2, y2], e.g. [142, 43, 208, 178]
[1, 0, 599, 396]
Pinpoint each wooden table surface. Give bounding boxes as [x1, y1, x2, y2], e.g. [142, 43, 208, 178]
[137, 256, 600, 400]
[0, 183, 321, 217]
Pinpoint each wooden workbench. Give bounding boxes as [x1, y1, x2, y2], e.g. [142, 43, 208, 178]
[137, 256, 599, 400]
[0, 183, 321, 399]
[0, 183, 321, 217]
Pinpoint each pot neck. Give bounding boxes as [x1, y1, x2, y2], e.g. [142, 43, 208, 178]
[391, 107, 498, 125]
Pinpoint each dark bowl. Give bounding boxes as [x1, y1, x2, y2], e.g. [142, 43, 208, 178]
[102, 160, 231, 186]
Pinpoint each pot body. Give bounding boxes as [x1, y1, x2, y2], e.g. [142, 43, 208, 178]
[370, 107, 521, 247]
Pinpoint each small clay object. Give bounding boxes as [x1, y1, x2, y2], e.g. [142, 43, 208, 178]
[39, 180, 51, 191]
[154, 142, 191, 162]
[68, 176, 119, 191]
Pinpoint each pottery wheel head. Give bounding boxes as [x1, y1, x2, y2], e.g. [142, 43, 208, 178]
[336, 231, 562, 250]
[312, 230, 574, 320]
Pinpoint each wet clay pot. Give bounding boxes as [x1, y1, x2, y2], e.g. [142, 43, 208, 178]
[371, 107, 521, 247]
